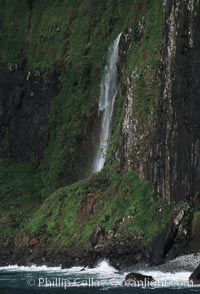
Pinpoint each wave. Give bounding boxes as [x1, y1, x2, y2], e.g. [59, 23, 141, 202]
[0, 264, 63, 272]
[0, 260, 118, 275]
[0, 254, 199, 289]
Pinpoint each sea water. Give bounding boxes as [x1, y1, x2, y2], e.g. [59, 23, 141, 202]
[0, 256, 200, 293]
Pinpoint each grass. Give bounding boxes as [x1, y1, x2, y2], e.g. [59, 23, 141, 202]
[23, 169, 173, 249]
[0, 0, 163, 192]
[0, 0, 30, 63]
[125, 0, 163, 119]
[0, 159, 42, 241]
[21, 0, 138, 192]
[0, 0, 170, 252]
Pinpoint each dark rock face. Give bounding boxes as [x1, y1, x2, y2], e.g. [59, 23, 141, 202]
[118, 27, 132, 72]
[146, 201, 193, 265]
[0, 234, 145, 268]
[151, 0, 200, 202]
[146, 222, 178, 265]
[90, 226, 105, 247]
[124, 272, 155, 284]
[0, 243, 14, 265]
[189, 264, 200, 284]
[0, 65, 60, 162]
[118, 1, 200, 204]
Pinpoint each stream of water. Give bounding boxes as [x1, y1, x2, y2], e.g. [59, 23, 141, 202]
[93, 33, 121, 172]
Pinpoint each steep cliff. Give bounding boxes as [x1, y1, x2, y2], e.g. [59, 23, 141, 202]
[0, 0, 200, 267]
[117, 0, 200, 204]
[152, 0, 200, 202]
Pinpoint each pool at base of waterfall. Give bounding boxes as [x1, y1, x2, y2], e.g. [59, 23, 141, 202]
[0, 256, 200, 294]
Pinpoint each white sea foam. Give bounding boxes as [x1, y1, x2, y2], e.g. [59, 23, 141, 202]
[0, 256, 199, 288]
[167, 253, 200, 271]
[139, 270, 192, 288]
[0, 260, 117, 276]
[0, 264, 62, 272]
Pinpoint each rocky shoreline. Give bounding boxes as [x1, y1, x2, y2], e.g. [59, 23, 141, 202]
[0, 236, 199, 270]
[1, 242, 200, 286]
[0, 236, 143, 269]
[0, 196, 199, 271]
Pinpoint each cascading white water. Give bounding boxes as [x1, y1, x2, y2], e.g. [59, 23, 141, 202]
[93, 33, 122, 172]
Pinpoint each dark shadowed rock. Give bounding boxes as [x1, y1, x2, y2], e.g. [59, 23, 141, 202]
[0, 67, 60, 162]
[90, 226, 105, 247]
[123, 272, 155, 285]
[189, 264, 200, 285]
[146, 201, 193, 265]
[146, 222, 178, 265]
[80, 266, 87, 272]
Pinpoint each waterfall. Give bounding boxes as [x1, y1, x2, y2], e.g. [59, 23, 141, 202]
[93, 33, 121, 172]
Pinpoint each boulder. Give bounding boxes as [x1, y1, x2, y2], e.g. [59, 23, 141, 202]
[189, 264, 200, 285]
[90, 226, 105, 247]
[146, 222, 178, 265]
[123, 272, 155, 285]
[80, 266, 87, 272]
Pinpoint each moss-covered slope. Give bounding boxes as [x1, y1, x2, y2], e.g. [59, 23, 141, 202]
[0, 0, 200, 265]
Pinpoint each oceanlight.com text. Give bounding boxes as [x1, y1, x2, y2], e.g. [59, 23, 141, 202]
[26, 277, 193, 289]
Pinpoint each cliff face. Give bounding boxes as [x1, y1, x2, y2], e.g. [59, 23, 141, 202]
[0, 67, 59, 162]
[152, 0, 200, 202]
[0, 0, 200, 266]
[119, 0, 200, 203]
[0, 0, 134, 188]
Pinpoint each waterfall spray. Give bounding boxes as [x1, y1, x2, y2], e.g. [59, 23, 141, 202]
[93, 33, 121, 172]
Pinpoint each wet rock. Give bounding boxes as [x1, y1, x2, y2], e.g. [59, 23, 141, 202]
[189, 264, 200, 284]
[146, 222, 178, 265]
[123, 272, 155, 284]
[0, 66, 60, 162]
[118, 27, 132, 70]
[80, 266, 87, 272]
[135, 17, 145, 43]
[90, 226, 105, 247]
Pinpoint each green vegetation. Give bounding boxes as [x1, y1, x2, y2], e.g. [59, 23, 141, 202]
[126, 0, 163, 119]
[0, 0, 169, 252]
[0, 0, 163, 190]
[0, 0, 30, 63]
[0, 0, 135, 69]
[25, 169, 172, 248]
[192, 211, 200, 241]
[0, 159, 42, 241]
